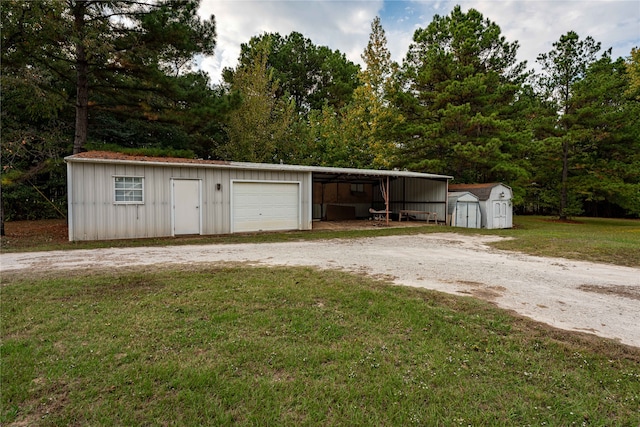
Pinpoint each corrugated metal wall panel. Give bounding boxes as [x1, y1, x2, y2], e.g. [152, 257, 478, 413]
[372, 177, 448, 222]
[68, 162, 313, 240]
[94, 163, 110, 239]
[148, 166, 170, 238]
[218, 169, 228, 231]
[212, 168, 228, 234]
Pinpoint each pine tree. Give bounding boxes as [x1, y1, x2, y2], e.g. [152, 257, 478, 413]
[536, 31, 602, 218]
[395, 6, 529, 187]
[2, 0, 217, 154]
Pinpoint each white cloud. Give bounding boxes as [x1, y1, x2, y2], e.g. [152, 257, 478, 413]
[457, 0, 640, 72]
[198, 0, 639, 84]
[199, 0, 383, 84]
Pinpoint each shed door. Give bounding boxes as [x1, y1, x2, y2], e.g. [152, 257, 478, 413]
[493, 201, 507, 229]
[469, 203, 480, 228]
[456, 202, 480, 228]
[172, 179, 201, 235]
[455, 202, 467, 227]
[232, 181, 300, 233]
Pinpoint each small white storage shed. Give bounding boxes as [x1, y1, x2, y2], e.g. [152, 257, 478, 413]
[448, 183, 513, 229]
[65, 151, 452, 241]
[447, 192, 481, 228]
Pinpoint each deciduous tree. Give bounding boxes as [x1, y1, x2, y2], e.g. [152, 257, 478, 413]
[221, 39, 296, 163]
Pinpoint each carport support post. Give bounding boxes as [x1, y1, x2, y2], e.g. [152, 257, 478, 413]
[385, 176, 390, 226]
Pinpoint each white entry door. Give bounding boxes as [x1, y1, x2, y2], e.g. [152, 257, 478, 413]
[172, 179, 201, 235]
[232, 181, 300, 233]
[493, 201, 507, 229]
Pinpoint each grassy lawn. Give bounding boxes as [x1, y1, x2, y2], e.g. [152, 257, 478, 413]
[2, 216, 639, 424]
[488, 216, 640, 267]
[2, 266, 639, 426]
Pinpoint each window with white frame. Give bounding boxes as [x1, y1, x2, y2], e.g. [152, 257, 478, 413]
[114, 176, 144, 203]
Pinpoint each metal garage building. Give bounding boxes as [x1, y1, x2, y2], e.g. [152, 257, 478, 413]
[65, 152, 452, 241]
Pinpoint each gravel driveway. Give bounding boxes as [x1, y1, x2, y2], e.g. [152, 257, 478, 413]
[2, 233, 639, 347]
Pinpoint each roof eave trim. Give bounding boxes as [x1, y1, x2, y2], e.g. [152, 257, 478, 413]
[64, 155, 453, 180]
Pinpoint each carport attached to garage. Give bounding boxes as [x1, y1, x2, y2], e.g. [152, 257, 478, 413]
[65, 151, 452, 241]
[310, 167, 452, 224]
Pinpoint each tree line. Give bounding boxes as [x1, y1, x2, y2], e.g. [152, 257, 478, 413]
[2, 1, 639, 230]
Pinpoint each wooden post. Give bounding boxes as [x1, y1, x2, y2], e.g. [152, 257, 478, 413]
[385, 176, 390, 226]
[320, 182, 325, 220]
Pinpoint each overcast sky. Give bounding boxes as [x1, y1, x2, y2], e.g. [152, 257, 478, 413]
[198, 0, 639, 84]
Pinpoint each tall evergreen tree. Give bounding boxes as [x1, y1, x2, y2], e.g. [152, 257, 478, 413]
[536, 31, 602, 218]
[361, 16, 393, 101]
[230, 32, 360, 113]
[626, 47, 640, 99]
[1, 0, 224, 227]
[340, 16, 402, 168]
[292, 17, 402, 169]
[2, 0, 218, 154]
[394, 6, 530, 189]
[563, 55, 639, 216]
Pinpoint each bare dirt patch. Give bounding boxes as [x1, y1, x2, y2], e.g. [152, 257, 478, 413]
[578, 284, 640, 301]
[0, 219, 432, 251]
[1, 219, 68, 251]
[312, 219, 435, 230]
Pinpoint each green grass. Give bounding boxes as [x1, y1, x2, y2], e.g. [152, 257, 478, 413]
[2, 266, 639, 426]
[487, 216, 640, 267]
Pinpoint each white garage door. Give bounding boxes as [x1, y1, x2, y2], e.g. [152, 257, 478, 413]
[232, 181, 300, 233]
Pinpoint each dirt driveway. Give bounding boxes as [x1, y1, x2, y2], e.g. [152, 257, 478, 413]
[2, 233, 639, 347]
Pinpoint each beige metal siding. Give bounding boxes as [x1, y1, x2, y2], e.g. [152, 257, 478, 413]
[68, 161, 313, 241]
